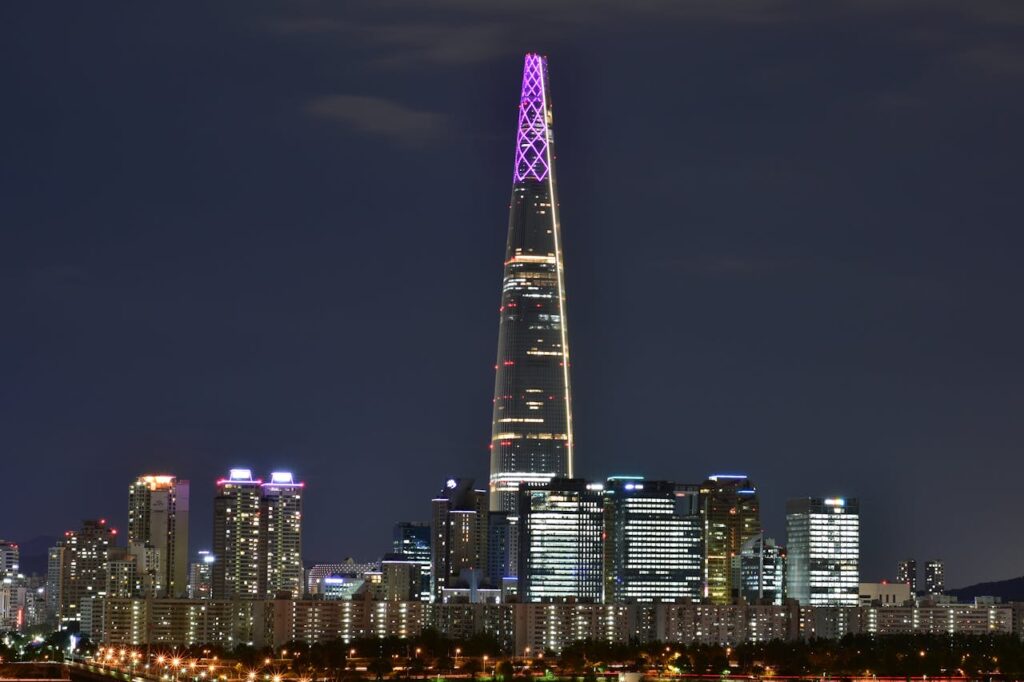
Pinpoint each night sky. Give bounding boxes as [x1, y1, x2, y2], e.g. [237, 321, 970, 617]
[3, 1, 1023, 587]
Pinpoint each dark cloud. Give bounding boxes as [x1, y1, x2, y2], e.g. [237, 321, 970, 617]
[956, 43, 1024, 76]
[663, 254, 803, 279]
[273, 18, 513, 66]
[304, 95, 446, 144]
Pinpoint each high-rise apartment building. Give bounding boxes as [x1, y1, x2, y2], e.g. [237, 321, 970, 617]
[380, 555, 423, 602]
[105, 547, 139, 598]
[786, 497, 860, 606]
[602, 478, 703, 603]
[431, 479, 489, 600]
[260, 472, 304, 598]
[700, 475, 761, 604]
[489, 53, 574, 513]
[518, 478, 603, 603]
[55, 519, 117, 624]
[897, 559, 918, 594]
[127, 474, 190, 597]
[188, 550, 215, 599]
[925, 560, 944, 595]
[732, 533, 785, 605]
[212, 469, 262, 600]
[393, 522, 431, 601]
[45, 546, 64, 621]
[0, 540, 19, 576]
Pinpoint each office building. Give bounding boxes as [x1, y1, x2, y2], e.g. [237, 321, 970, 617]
[260, 472, 304, 598]
[700, 475, 761, 604]
[489, 53, 575, 513]
[393, 522, 431, 601]
[786, 497, 860, 606]
[188, 550, 215, 599]
[732, 533, 785, 605]
[897, 559, 917, 594]
[925, 560, 944, 595]
[56, 518, 117, 624]
[431, 478, 489, 600]
[127, 474, 190, 597]
[518, 478, 603, 602]
[603, 478, 703, 603]
[212, 469, 262, 600]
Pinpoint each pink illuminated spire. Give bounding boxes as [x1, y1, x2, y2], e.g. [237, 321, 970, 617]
[513, 53, 552, 183]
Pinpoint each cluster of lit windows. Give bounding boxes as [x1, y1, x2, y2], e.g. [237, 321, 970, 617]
[522, 490, 602, 601]
[786, 500, 860, 606]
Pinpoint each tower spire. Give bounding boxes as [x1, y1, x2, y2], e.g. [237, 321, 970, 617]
[514, 53, 552, 183]
[489, 54, 574, 513]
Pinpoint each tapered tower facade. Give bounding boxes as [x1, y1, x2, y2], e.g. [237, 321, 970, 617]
[489, 53, 574, 513]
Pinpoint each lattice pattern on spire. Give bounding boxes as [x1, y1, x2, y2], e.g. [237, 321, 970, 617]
[513, 53, 551, 183]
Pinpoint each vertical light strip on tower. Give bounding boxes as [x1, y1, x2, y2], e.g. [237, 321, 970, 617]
[489, 53, 574, 513]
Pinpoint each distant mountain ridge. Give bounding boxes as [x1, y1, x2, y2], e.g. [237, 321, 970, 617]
[949, 576, 1024, 602]
[10, 535, 57, 576]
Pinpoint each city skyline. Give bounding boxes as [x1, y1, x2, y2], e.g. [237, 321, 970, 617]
[4, 2, 1024, 590]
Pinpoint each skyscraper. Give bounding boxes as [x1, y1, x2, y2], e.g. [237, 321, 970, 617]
[260, 472, 304, 598]
[431, 478, 489, 600]
[489, 53, 574, 513]
[602, 478, 703, 603]
[925, 560, 944, 595]
[518, 478, 603, 603]
[212, 469, 262, 600]
[699, 475, 761, 604]
[786, 497, 860, 606]
[127, 474, 190, 597]
[897, 559, 918, 594]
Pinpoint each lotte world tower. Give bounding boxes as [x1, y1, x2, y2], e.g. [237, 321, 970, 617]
[488, 54, 574, 512]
